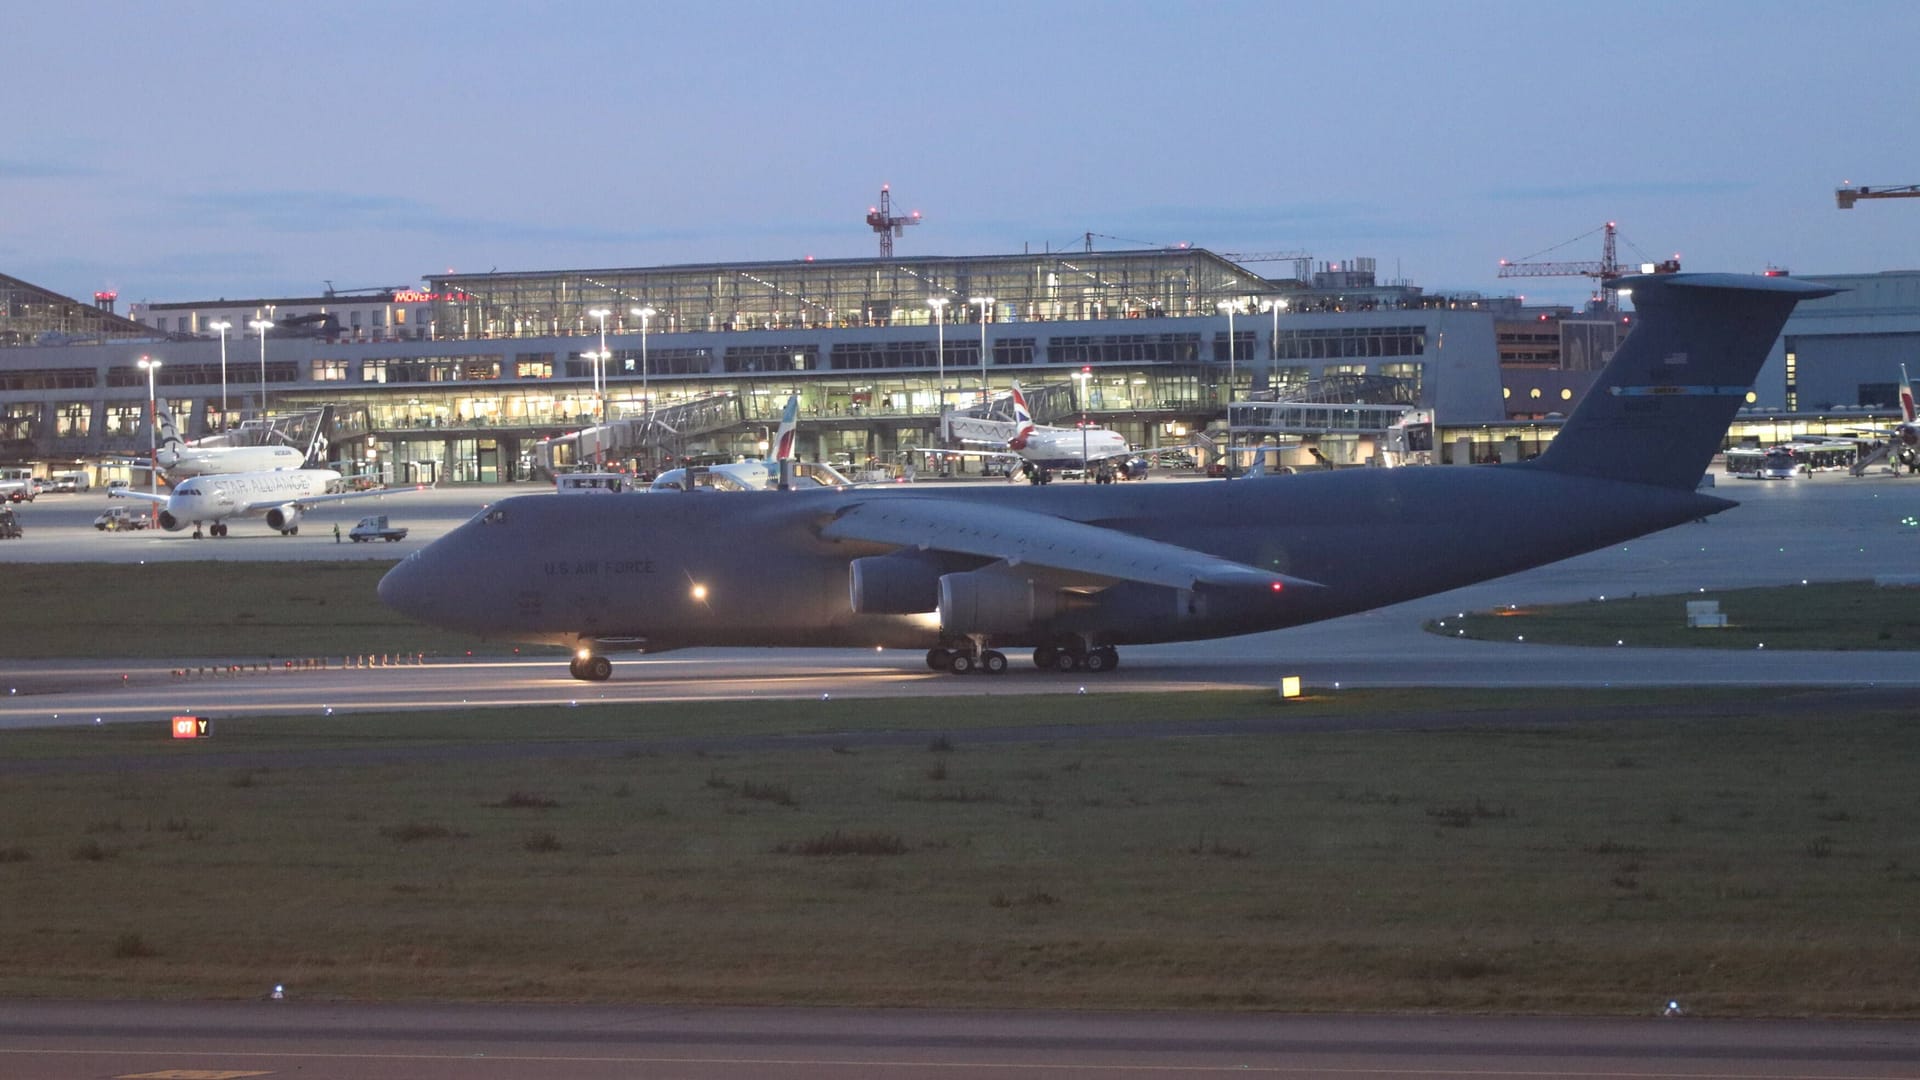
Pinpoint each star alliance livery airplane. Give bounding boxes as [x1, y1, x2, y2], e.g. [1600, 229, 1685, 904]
[379, 274, 1835, 681]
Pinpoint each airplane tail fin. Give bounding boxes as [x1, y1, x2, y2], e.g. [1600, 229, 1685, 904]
[772, 393, 800, 461]
[1529, 273, 1837, 490]
[1901, 363, 1915, 424]
[304, 405, 335, 468]
[154, 400, 183, 466]
[1008, 382, 1035, 450]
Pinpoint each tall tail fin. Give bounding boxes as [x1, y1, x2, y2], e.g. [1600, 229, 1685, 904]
[1531, 273, 1837, 490]
[304, 405, 335, 467]
[1900, 363, 1915, 424]
[772, 393, 800, 461]
[1007, 382, 1035, 450]
[154, 400, 183, 468]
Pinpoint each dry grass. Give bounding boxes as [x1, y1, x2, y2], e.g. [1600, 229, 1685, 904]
[0, 693, 1916, 1015]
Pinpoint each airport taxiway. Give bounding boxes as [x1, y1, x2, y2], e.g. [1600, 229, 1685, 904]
[4, 1000, 1920, 1079]
[3, 472, 1919, 731]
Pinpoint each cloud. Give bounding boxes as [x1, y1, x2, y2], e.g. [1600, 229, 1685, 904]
[1486, 180, 1757, 201]
[168, 188, 719, 248]
[0, 157, 104, 180]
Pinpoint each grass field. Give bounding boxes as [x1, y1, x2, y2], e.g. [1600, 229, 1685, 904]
[0, 562, 525, 659]
[2, 691, 1916, 1016]
[1429, 581, 1920, 651]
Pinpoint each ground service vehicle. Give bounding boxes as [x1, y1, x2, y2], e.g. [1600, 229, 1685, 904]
[0, 468, 35, 503]
[0, 507, 19, 539]
[95, 506, 153, 531]
[349, 515, 408, 542]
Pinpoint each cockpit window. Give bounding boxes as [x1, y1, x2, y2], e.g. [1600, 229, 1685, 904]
[482, 508, 508, 525]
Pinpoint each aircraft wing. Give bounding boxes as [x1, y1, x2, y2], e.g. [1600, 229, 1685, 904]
[107, 488, 168, 506]
[819, 497, 1322, 593]
[236, 485, 427, 516]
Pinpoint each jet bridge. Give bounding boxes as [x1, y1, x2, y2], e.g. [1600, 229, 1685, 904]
[536, 392, 746, 475]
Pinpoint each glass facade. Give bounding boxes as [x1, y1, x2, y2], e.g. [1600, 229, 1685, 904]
[425, 250, 1251, 342]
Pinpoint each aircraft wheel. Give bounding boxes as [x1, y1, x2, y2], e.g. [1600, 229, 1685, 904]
[1091, 646, 1119, 672]
[217, 523, 229, 537]
[192, 528, 203, 539]
[925, 648, 953, 671]
[1032, 645, 1058, 669]
[567, 657, 585, 679]
[981, 650, 1008, 674]
[584, 655, 613, 681]
[1053, 650, 1081, 673]
[289, 526, 298, 535]
[949, 653, 976, 675]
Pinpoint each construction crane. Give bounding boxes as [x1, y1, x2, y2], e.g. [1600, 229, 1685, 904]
[865, 184, 920, 258]
[1836, 183, 1920, 209]
[1498, 222, 1679, 308]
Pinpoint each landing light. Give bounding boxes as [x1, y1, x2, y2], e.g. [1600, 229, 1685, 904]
[690, 584, 708, 601]
[576, 648, 591, 661]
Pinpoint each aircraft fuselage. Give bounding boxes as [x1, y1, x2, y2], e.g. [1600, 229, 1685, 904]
[379, 467, 1727, 653]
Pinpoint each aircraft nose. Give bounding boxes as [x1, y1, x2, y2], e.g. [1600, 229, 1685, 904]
[377, 553, 439, 624]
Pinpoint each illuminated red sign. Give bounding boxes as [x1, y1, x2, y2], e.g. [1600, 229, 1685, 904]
[171, 715, 211, 739]
[390, 290, 472, 303]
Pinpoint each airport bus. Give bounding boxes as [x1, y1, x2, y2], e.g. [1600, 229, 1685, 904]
[1725, 446, 1799, 480]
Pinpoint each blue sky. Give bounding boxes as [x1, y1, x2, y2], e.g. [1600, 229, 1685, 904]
[5, 1, 1918, 309]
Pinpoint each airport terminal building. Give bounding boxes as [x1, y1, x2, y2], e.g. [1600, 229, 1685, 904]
[2, 251, 1916, 482]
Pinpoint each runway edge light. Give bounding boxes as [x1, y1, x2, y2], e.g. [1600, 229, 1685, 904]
[1279, 675, 1302, 700]
[171, 715, 211, 739]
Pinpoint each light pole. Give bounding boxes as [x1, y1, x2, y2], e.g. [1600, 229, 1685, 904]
[1217, 299, 1241, 477]
[209, 320, 231, 425]
[632, 306, 655, 424]
[969, 295, 993, 400]
[928, 298, 948, 418]
[1262, 298, 1285, 363]
[138, 355, 161, 521]
[1074, 366, 1092, 484]
[248, 318, 272, 419]
[589, 308, 611, 420]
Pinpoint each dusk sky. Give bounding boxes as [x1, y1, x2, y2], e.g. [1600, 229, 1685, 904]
[6, 1, 1918, 310]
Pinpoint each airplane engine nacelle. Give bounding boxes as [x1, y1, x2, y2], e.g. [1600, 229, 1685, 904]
[1900, 425, 1918, 447]
[156, 510, 186, 532]
[937, 569, 1067, 635]
[849, 554, 945, 615]
[264, 506, 303, 532]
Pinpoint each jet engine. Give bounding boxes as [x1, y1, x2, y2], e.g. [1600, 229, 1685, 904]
[264, 505, 303, 533]
[849, 553, 944, 615]
[156, 509, 187, 532]
[937, 568, 1071, 635]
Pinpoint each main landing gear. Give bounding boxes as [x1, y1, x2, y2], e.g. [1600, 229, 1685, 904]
[926, 636, 1120, 675]
[568, 653, 613, 681]
[1031, 643, 1119, 673]
[191, 523, 231, 539]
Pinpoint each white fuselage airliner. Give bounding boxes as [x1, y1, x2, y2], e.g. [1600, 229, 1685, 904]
[143, 402, 309, 480]
[110, 468, 411, 538]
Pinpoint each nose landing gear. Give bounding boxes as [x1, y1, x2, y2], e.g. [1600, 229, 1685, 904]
[568, 653, 613, 681]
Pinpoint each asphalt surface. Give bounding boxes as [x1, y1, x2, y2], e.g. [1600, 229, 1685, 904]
[4, 1001, 1920, 1079]
[5, 470, 1920, 733]
[4, 468, 1920, 1077]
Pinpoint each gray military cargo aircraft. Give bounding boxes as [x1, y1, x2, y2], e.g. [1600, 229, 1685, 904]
[379, 273, 1834, 681]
